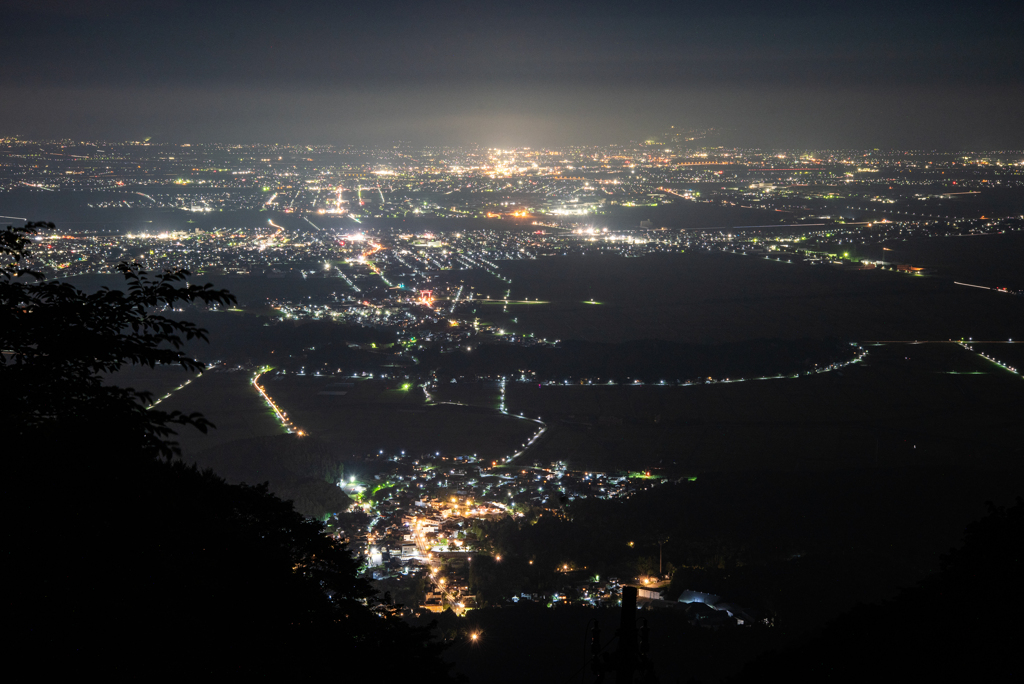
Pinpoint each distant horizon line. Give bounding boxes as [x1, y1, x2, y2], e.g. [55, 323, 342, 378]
[2, 136, 1022, 155]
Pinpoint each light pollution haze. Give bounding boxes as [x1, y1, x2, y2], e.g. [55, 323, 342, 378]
[1, 0, 1021, 148]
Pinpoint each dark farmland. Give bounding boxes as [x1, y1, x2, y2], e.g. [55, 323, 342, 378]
[263, 375, 537, 461]
[840, 230, 1024, 290]
[435, 250, 1023, 344]
[505, 343, 1022, 474]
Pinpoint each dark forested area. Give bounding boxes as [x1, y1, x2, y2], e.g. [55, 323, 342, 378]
[191, 434, 353, 519]
[446, 482, 1021, 683]
[466, 469, 1022, 638]
[731, 498, 1022, 683]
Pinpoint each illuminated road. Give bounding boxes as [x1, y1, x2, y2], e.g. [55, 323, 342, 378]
[422, 376, 548, 468]
[146, 371, 202, 409]
[252, 367, 306, 435]
[409, 519, 469, 616]
[957, 341, 1021, 376]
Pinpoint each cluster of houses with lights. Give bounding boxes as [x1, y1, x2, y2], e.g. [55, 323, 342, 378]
[321, 449, 682, 614]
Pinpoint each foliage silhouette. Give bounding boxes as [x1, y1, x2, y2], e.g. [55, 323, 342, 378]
[4, 222, 457, 678]
[3, 221, 235, 456]
[729, 498, 1022, 683]
[191, 433, 353, 518]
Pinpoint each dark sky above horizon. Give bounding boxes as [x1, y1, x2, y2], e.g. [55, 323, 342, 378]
[2, 0, 1021, 148]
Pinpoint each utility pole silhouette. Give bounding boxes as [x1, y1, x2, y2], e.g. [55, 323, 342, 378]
[657, 535, 670, 576]
[616, 586, 639, 682]
[589, 586, 659, 682]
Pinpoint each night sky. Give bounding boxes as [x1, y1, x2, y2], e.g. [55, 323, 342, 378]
[2, 0, 1021, 147]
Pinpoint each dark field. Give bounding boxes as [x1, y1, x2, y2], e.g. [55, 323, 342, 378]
[154, 344, 1020, 478]
[850, 230, 1024, 289]
[159, 368, 284, 455]
[255, 375, 537, 461]
[436, 251, 1023, 344]
[104, 363, 197, 404]
[504, 343, 1022, 474]
[970, 342, 1024, 374]
[430, 381, 503, 410]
